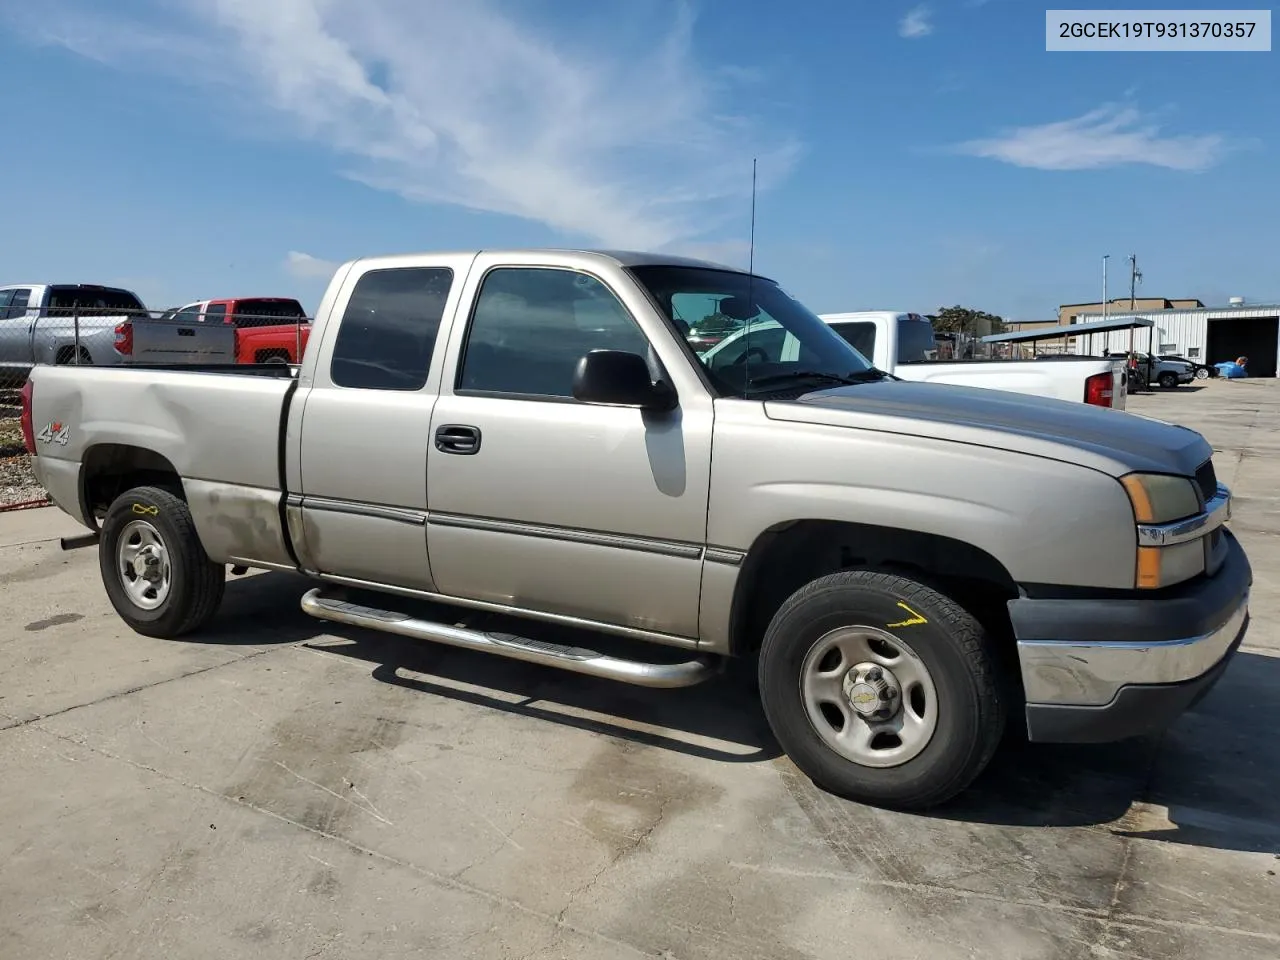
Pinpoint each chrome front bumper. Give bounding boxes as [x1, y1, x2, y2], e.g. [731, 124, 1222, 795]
[1017, 592, 1248, 707]
[1009, 529, 1252, 743]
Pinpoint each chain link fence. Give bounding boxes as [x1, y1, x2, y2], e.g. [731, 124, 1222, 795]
[1, 307, 312, 510]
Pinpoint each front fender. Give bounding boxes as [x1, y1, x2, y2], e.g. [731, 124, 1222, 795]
[706, 403, 1137, 591]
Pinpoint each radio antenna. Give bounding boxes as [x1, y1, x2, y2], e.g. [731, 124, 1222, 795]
[743, 157, 758, 385]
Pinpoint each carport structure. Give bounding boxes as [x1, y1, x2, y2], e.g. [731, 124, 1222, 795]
[981, 315, 1155, 357]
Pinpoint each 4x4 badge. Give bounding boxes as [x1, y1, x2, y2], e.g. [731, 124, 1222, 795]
[36, 421, 70, 446]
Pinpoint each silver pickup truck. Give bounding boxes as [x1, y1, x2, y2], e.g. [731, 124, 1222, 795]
[24, 249, 1251, 809]
[1, 283, 235, 381]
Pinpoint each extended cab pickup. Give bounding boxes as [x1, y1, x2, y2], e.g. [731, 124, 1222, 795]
[25, 250, 1251, 809]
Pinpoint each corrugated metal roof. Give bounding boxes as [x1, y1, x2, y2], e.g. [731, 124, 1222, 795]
[981, 314, 1152, 343]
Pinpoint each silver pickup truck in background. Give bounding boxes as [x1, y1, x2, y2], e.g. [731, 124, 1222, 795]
[0, 283, 234, 381]
[24, 249, 1251, 809]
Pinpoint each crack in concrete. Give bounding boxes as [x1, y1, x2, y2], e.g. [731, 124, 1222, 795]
[0, 643, 287, 734]
[725, 861, 1280, 945]
[22, 723, 669, 960]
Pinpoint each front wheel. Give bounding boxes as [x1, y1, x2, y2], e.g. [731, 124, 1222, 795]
[1158, 372, 1179, 389]
[758, 570, 1005, 809]
[1194, 367, 1210, 380]
[99, 485, 225, 638]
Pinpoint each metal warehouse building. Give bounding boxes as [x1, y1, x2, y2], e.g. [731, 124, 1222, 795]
[1071, 301, 1280, 378]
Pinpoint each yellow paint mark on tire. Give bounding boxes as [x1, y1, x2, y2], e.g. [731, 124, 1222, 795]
[886, 602, 928, 628]
[131, 503, 159, 516]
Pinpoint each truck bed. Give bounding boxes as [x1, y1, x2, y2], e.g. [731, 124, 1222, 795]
[892, 357, 1124, 407]
[27, 363, 298, 567]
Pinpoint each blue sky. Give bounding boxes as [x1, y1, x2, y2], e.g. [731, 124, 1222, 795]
[0, 0, 1276, 319]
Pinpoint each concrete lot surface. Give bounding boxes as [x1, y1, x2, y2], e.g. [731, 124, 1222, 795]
[2, 380, 1278, 960]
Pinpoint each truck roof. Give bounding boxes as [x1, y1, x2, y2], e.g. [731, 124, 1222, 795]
[0, 283, 136, 292]
[346, 248, 758, 276]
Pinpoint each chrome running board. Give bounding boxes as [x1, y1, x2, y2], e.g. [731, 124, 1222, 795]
[301, 589, 718, 689]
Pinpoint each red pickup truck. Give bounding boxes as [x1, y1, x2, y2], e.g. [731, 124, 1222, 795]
[160, 298, 311, 364]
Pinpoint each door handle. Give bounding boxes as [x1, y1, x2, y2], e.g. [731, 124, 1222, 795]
[435, 424, 482, 455]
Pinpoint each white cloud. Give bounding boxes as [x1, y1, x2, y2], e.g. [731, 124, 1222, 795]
[285, 251, 340, 280]
[899, 5, 934, 39]
[952, 104, 1228, 172]
[11, 0, 799, 250]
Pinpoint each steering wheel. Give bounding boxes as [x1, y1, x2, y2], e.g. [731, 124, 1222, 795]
[732, 346, 770, 366]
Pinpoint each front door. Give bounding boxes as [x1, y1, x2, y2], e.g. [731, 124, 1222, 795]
[426, 259, 713, 639]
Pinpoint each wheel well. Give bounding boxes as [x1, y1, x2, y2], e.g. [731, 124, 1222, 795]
[55, 345, 92, 364]
[255, 348, 290, 364]
[81, 444, 183, 523]
[728, 520, 1018, 658]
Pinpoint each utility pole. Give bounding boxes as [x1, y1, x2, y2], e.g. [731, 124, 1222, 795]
[1102, 255, 1110, 319]
[1128, 254, 1142, 356]
[1100, 254, 1110, 357]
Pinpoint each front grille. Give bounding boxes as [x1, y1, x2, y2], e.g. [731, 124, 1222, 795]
[1195, 459, 1218, 503]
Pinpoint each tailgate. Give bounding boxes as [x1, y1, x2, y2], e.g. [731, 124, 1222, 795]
[130, 317, 237, 364]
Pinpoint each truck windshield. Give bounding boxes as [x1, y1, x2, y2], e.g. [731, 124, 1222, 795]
[46, 286, 145, 317]
[628, 265, 877, 398]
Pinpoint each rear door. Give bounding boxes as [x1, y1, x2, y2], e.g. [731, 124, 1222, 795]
[0, 288, 35, 369]
[291, 255, 472, 590]
[0, 290, 18, 369]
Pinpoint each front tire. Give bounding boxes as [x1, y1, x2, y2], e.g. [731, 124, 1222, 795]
[1194, 367, 1210, 380]
[758, 570, 1005, 810]
[1158, 372, 1179, 389]
[99, 485, 225, 638]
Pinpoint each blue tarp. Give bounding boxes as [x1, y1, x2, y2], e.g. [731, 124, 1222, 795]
[1215, 361, 1248, 379]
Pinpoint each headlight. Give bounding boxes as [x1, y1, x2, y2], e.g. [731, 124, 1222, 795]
[1120, 473, 1203, 589]
[1119, 473, 1200, 524]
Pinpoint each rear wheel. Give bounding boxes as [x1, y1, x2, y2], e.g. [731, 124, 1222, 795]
[1194, 367, 1210, 380]
[98, 485, 225, 638]
[758, 570, 1005, 809]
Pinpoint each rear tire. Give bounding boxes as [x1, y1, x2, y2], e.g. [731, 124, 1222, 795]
[98, 485, 225, 638]
[1194, 367, 1210, 381]
[758, 570, 1005, 810]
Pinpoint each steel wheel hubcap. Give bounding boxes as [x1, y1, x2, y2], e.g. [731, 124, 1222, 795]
[117, 519, 171, 610]
[800, 625, 939, 768]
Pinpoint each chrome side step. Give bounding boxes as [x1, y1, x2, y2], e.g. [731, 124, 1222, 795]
[300, 589, 718, 689]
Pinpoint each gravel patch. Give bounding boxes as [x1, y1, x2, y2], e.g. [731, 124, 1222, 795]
[0, 413, 48, 508]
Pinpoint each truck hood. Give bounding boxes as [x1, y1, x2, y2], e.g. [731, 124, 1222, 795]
[765, 380, 1212, 478]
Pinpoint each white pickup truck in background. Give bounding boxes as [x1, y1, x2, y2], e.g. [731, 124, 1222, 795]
[699, 310, 1126, 408]
[818, 312, 1127, 409]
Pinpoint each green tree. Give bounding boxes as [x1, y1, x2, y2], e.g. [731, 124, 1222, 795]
[932, 305, 1006, 337]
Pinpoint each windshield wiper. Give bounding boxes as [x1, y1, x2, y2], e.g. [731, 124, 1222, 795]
[748, 368, 889, 389]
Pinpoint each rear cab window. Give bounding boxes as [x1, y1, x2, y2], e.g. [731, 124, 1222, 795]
[330, 267, 455, 391]
[45, 286, 143, 317]
[896, 315, 938, 364]
[230, 298, 308, 329]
